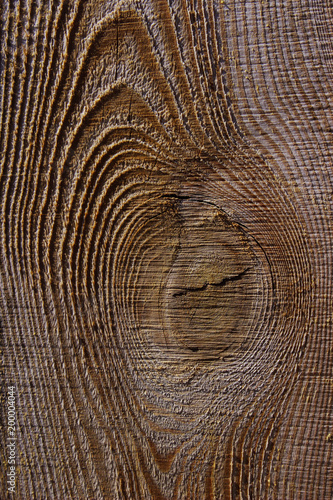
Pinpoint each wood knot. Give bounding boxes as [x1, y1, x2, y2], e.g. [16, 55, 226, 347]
[138, 198, 264, 361]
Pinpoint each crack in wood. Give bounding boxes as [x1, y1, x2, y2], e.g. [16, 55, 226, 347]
[172, 267, 251, 297]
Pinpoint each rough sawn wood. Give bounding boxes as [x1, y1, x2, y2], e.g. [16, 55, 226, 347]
[1, 0, 333, 498]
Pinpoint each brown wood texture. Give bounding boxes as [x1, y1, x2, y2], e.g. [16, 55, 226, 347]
[1, 0, 333, 498]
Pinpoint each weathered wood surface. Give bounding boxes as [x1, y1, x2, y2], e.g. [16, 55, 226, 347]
[1, 0, 333, 498]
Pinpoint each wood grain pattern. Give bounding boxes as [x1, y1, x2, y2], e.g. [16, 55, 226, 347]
[1, 0, 332, 498]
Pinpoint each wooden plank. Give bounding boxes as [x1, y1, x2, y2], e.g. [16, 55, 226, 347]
[1, 0, 332, 498]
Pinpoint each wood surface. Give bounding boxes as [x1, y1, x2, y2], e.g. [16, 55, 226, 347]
[1, 0, 333, 498]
